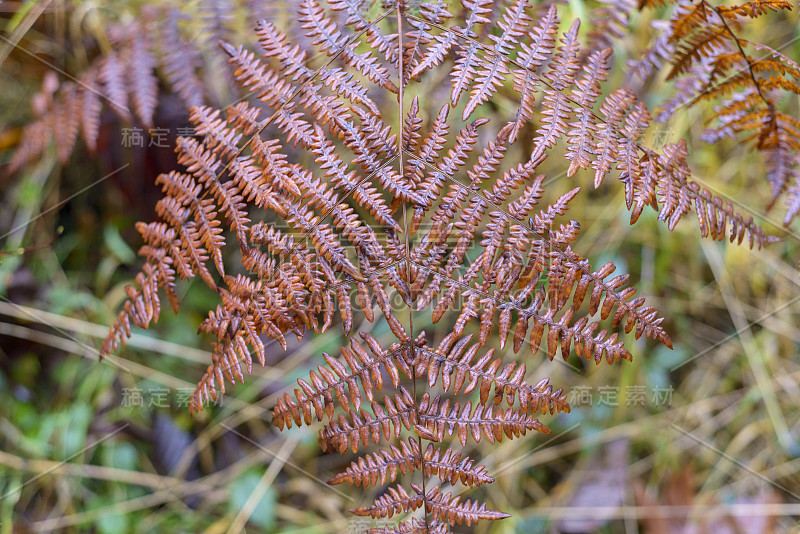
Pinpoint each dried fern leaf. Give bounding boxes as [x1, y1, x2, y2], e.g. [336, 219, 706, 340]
[97, 2, 782, 529]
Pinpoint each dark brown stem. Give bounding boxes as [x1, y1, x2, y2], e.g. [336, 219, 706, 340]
[705, 0, 777, 144]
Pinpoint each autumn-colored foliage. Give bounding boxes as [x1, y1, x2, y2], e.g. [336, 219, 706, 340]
[96, 0, 790, 530]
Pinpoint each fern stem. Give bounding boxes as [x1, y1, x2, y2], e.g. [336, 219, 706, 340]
[705, 0, 778, 145]
[395, 2, 431, 529]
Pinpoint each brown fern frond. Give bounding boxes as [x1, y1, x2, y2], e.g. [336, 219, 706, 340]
[413, 332, 569, 414]
[415, 392, 551, 445]
[669, 0, 714, 41]
[669, 25, 730, 79]
[410, 1, 489, 80]
[328, 437, 493, 488]
[124, 32, 159, 127]
[352, 484, 509, 526]
[80, 70, 103, 153]
[530, 18, 581, 159]
[190, 106, 243, 161]
[319, 387, 417, 454]
[627, 20, 675, 81]
[421, 444, 494, 486]
[8, 4, 226, 169]
[298, 0, 398, 92]
[330, 0, 401, 65]
[618, 101, 652, 208]
[510, 3, 559, 140]
[156, 6, 206, 108]
[100, 52, 131, 122]
[461, 0, 532, 121]
[448, 1, 494, 106]
[583, 0, 636, 59]
[566, 48, 613, 177]
[717, 0, 793, 19]
[635, 0, 799, 224]
[351, 483, 423, 519]
[98, 2, 782, 530]
[53, 82, 82, 164]
[744, 41, 800, 79]
[402, 0, 453, 83]
[9, 117, 51, 173]
[10, 76, 73, 171]
[367, 517, 449, 534]
[328, 437, 421, 487]
[272, 333, 412, 428]
[424, 486, 511, 525]
[257, 19, 382, 115]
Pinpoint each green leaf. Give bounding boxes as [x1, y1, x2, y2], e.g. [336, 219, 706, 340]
[102, 442, 139, 471]
[104, 225, 137, 264]
[229, 469, 277, 531]
[46, 285, 102, 316]
[94, 498, 130, 534]
[58, 402, 92, 459]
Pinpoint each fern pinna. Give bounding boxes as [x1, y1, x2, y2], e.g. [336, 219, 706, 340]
[100, 0, 775, 531]
[632, 0, 800, 224]
[9, 1, 294, 172]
